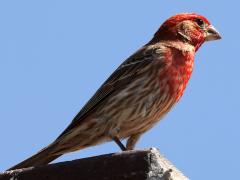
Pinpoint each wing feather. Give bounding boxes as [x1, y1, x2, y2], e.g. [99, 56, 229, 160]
[57, 45, 164, 139]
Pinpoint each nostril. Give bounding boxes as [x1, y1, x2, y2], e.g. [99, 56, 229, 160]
[208, 28, 216, 34]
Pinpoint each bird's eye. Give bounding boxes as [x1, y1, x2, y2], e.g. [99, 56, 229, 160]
[195, 18, 205, 28]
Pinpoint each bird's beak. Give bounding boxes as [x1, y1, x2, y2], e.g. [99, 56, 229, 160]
[205, 25, 221, 41]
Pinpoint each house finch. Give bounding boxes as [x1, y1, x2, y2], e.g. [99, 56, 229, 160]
[8, 13, 221, 170]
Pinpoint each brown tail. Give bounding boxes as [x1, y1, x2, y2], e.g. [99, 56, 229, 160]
[7, 143, 62, 170]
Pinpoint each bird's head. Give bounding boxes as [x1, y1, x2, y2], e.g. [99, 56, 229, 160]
[150, 13, 221, 51]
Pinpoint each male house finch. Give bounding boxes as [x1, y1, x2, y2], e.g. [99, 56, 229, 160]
[9, 13, 221, 170]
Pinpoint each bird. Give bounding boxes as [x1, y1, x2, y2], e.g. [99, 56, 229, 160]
[8, 13, 221, 170]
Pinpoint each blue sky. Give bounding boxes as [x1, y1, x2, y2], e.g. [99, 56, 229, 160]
[0, 1, 239, 179]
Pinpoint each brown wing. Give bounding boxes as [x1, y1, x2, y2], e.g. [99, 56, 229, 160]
[57, 46, 163, 139]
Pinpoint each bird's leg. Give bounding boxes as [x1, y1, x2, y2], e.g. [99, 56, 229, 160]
[126, 133, 142, 150]
[112, 136, 127, 151]
[109, 125, 127, 151]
